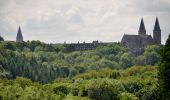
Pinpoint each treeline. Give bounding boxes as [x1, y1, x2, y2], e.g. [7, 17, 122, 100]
[0, 66, 158, 100]
[0, 41, 61, 52]
[0, 41, 161, 83]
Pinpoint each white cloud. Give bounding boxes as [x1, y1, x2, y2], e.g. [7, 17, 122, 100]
[0, 0, 169, 44]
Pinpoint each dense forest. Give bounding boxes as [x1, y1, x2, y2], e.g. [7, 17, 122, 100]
[0, 40, 164, 100]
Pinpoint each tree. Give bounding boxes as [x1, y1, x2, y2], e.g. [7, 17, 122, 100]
[143, 45, 161, 65]
[143, 51, 160, 65]
[85, 79, 124, 100]
[119, 53, 134, 68]
[0, 65, 11, 79]
[16, 77, 32, 89]
[158, 34, 170, 100]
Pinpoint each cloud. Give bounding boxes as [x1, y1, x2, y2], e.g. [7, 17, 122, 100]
[0, 0, 169, 43]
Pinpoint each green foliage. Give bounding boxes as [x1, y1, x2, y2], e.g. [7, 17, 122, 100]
[85, 79, 123, 100]
[119, 92, 138, 100]
[121, 66, 156, 77]
[96, 43, 127, 55]
[0, 40, 162, 99]
[0, 42, 131, 83]
[53, 85, 69, 95]
[0, 79, 62, 100]
[0, 66, 158, 100]
[135, 45, 161, 66]
[64, 96, 90, 100]
[158, 34, 170, 100]
[137, 85, 158, 100]
[74, 69, 120, 79]
[119, 53, 134, 68]
[0, 65, 11, 79]
[16, 77, 32, 89]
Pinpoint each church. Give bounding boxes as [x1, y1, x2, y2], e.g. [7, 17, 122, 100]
[121, 17, 161, 56]
[0, 17, 162, 56]
[16, 26, 23, 42]
[0, 26, 23, 42]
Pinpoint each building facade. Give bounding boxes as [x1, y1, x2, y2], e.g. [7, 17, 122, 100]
[65, 41, 101, 51]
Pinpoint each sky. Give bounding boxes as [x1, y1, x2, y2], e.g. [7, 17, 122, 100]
[0, 0, 170, 44]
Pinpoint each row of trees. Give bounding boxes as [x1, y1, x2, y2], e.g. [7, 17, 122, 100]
[0, 41, 161, 83]
[0, 66, 158, 100]
[1, 34, 170, 99]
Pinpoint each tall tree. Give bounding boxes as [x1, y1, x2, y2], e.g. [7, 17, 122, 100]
[158, 34, 170, 100]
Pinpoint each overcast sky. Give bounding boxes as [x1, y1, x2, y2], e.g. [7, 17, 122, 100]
[0, 0, 170, 44]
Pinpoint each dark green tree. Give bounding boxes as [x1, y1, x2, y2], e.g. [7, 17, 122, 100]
[158, 34, 170, 100]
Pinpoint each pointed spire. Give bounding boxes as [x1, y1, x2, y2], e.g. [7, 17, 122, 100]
[153, 17, 161, 44]
[154, 17, 161, 31]
[138, 18, 146, 35]
[0, 35, 4, 41]
[16, 26, 23, 42]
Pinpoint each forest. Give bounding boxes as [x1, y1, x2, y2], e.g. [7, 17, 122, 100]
[0, 39, 166, 100]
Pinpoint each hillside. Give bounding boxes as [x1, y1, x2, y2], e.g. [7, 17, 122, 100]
[0, 41, 161, 100]
[0, 66, 158, 100]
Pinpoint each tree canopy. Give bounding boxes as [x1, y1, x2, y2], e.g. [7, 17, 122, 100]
[0, 40, 163, 100]
[158, 34, 170, 100]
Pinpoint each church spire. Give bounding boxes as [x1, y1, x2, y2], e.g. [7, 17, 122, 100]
[154, 17, 161, 31]
[153, 17, 161, 44]
[16, 26, 23, 42]
[138, 18, 146, 35]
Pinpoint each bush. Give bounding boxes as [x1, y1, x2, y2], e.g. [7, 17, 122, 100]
[53, 85, 68, 95]
[119, 92, 138, 100]
[16, 77, 32, 89]
[85, 79, 124, 100]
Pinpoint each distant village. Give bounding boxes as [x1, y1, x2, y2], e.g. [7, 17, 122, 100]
[0, 17, 161, 56]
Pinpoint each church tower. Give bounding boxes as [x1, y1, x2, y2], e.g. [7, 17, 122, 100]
[16, 26, 23, 42]
[138, 18, 146, 35]
[0, 35, 4, 41]
[153, 17, 161, 44]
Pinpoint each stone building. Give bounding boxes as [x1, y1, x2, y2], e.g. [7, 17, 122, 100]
[16, 26, 23, 42]
[66, 41, 100, 51]
[121, 18, 161, 56]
